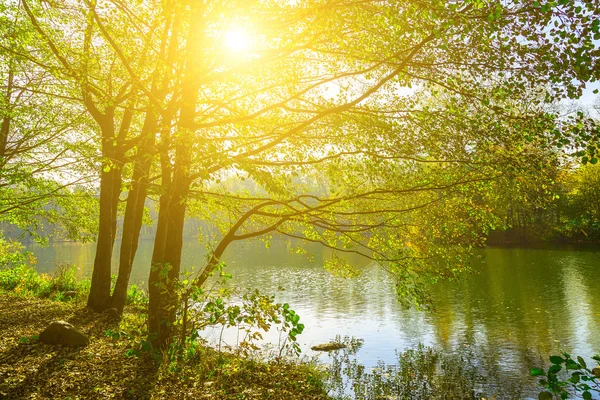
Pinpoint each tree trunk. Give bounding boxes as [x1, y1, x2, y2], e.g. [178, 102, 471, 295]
[0, 65, 14, 159]
[87, 119, 124, 312]
[147, 171, 189, 348]
[110, 114, 157, 313]
[147, 0, 203, 349]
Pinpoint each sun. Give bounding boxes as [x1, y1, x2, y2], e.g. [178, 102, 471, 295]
[223, 29, 252, 53]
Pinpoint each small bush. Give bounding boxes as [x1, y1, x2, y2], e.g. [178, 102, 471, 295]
[125, 284, 148, 307]
[49, 263, 78, 292]
[0, 265, 46, 293]
[0, 235, 35, 269]
[0, 262, 88, 301]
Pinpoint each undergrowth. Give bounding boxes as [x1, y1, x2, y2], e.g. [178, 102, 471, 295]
[0, 263, 146, 305]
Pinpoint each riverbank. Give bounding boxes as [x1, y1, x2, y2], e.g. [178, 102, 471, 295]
[0, 293, 328, 399]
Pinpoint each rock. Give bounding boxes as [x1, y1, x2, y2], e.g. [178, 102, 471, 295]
[39, 321, 89, 348]
[63, 291, 77, 299]
[311, 342, 346, 351]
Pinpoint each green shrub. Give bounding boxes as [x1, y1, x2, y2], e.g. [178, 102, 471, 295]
[125, 284, 148, 306]
[0, 235, 34, 269]
[48, 263, 78, 293]
[0, 264, 45, 293]
[0, 261, 88, 301]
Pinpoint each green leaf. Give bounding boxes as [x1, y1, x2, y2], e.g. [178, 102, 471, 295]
[549, 364, 562, 374]
[550, 355, 564, 364]
[577, 356, 587, 369]
[582, 391, 592, 400]
[565, 360, 579, 370]
[568, 372, 580, 384]
[531, 368, 545, 376]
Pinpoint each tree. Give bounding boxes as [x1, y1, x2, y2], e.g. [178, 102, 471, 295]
[558, 162, 600, 240]
[0, 1, 97, 242]
[13, 0, 600, 349]
[141, 0, 600, 347]
[19, 0, 170, 311]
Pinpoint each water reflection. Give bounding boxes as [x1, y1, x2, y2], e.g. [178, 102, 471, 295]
[27, 240, 600, 397]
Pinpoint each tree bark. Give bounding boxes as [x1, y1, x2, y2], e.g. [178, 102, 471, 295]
[87, 116, 124, 312]
[110, 113, 157, 313]
[147, 168, 190, 348]
[147, 0, 203, 349]
[0, 65, 14, 159]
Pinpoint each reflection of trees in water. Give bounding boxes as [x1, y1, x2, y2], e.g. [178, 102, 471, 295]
[560, 258, 600, 356]
[220, 238, 394, 320]
[323, 336, 535, 399]
[325, 336, 486, 399]
[423, 247, 600, 397]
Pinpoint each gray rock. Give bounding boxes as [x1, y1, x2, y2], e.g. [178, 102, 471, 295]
[39, 321, 89, 348]
[311, 342, 346, 351]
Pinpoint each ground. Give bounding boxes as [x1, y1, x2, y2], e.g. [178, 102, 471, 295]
[0, 294, 328, 400]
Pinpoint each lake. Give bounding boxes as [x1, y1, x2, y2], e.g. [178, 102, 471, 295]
[28, 239, 600, 398]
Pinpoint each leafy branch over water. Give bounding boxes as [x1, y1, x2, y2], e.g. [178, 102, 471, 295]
[531, 352, 600, 400]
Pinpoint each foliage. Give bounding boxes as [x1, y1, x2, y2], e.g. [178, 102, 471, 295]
[0, 262, 144, 307]
[3, 0, 600, 347]
[531, 352, 600, 400]
[0, 262, 83, 300]
[0, 233, 34, 269]
[558, 163, 600, 241]
[178, 282, 307, 359]
[124, 284, 148, 307]
[0, 1, 98, 243]
[0, 264, 44, 293]
[488, 160, 600, 243]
